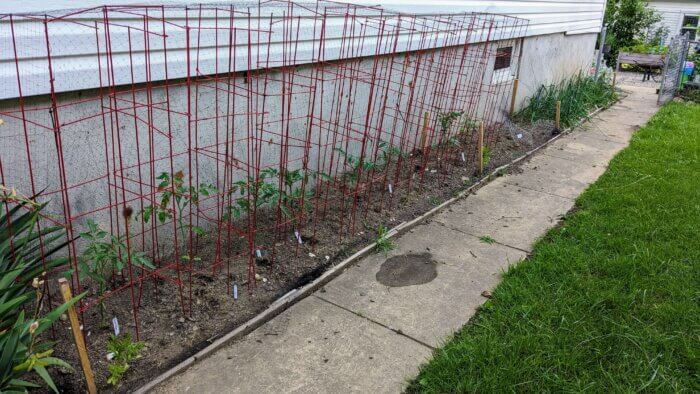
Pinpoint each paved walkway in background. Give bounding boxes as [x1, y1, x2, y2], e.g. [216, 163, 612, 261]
[616, 71, 662, 89]
[154, 85, 660, 393]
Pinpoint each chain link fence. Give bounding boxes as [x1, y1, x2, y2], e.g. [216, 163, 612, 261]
[658, 34, 690, 105]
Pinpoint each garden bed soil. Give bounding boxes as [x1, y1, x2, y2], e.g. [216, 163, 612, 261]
[45, 119, 556, 393]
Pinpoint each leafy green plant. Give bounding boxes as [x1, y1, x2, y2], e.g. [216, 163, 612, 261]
[225, 168, 319, 223]
[438, 111, 463, 134]
[515, 73, 617, 128]
[334, 147, 377, 188]
[226, 168, 278, 220]
[76, 219, 154, 324]
[437, 112, 478, 150]
[436, 111, 463, 149]
[141, 171, 217, 241]
[106, 333, 145, 386]
[460, 117, 478, 134]
[272, 168, 315, 220]
[0, 188, 85, 393]
[375, 224, 395, 254]
[377, 141, 405, 168]
[333, 142, 403, 189]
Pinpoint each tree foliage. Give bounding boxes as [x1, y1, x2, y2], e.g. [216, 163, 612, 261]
[604, 0, 664, 63]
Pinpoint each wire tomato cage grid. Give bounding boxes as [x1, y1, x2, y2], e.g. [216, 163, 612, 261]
[0, 1, 528, 339]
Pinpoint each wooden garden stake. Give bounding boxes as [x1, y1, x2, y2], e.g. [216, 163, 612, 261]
[612, 71, 617, 89]
[420, 112, 430, 151]
[477, 121, 485, 174]
[555, 100, 561, 131]
[58, 278, 97, 394]
[509, 78, 519, 116]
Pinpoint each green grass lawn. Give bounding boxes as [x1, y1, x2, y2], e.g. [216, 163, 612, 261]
[409, 102, 700, 392]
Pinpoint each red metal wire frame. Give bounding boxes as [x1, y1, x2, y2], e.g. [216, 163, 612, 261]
[0, 1, 529, 340]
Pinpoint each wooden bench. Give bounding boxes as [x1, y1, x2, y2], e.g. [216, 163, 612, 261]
[616, 52, 665, 82]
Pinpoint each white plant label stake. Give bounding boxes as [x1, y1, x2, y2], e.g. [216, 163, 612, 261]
[255, 249, 262, 259]
[112, 317, 120, 336]
[233, 284, 238, 300]
[461, 152, 466, 162]
[388, 183, 393, 194]
[294, 230, 303, 244]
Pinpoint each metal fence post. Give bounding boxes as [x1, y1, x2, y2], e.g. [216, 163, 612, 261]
[595, 26, 607, 77]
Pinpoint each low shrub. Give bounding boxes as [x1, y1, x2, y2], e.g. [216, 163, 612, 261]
[679, 88, 700, 103]
[619, 42, 668, 55]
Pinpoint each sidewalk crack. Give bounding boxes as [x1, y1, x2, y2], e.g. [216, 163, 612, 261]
[540, 151, 604, 166]
[313, 294, 436, 351]
[432, 221, 532, 254]
[501, 181, 574, 201]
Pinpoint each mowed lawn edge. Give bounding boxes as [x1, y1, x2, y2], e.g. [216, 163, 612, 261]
[408, 102, 700, 393]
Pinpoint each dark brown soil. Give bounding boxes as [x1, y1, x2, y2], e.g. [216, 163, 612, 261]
[44, 119, 557, 393]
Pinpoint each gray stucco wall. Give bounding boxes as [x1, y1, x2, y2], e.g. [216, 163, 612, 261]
[513, 32, 598, 111]
[0, 31, 596, 250]
[0, 41, 507, 243]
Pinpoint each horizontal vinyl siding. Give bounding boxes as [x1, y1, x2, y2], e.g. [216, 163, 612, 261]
[649, 1, 700, 44]
[0, 1, 605, 99]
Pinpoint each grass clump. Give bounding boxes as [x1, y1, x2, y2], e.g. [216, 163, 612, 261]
[375, 224, 395, 254]
[515, 73, 617, 128]
[409, 102, 700, 392]
[478, 235, 495, 244]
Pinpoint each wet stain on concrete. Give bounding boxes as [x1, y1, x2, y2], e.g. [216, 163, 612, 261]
[375, 252, 437, 287]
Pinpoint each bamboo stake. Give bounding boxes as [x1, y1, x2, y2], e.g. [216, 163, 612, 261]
[58, 278, 97, 394]
[477, 121, 485, 174]
[555, 100, 561, 131]
[420, 112, 430, 151]
[612, 71, 617, 90]
[509, 78, 519, 116]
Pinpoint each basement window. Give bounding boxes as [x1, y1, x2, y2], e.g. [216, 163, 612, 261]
[681, 15, 698, 41]
[492, 42, 517, 84]
[494, 46, 513, 70]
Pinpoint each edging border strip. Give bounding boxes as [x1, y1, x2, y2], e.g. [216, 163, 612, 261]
[134, 102, 612, 393]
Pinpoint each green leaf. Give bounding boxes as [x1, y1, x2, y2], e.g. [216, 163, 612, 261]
[33, 365, 58, 393]
[7, 379, 40, 388]
[280, 205, 292, 219]
[40, 357, 73, 370]
[192, 226, 206, 237]
[35, 292, 86, 337]
[0, 295, 29, 318]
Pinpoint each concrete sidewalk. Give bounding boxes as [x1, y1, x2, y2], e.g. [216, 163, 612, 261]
[153, 86, 660, 394]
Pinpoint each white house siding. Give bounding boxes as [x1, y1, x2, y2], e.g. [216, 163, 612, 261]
[0, 0, 605, 100]
[648, 0, 700, 44]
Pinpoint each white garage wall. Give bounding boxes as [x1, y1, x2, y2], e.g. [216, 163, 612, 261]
[0, 1, 605, 100]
